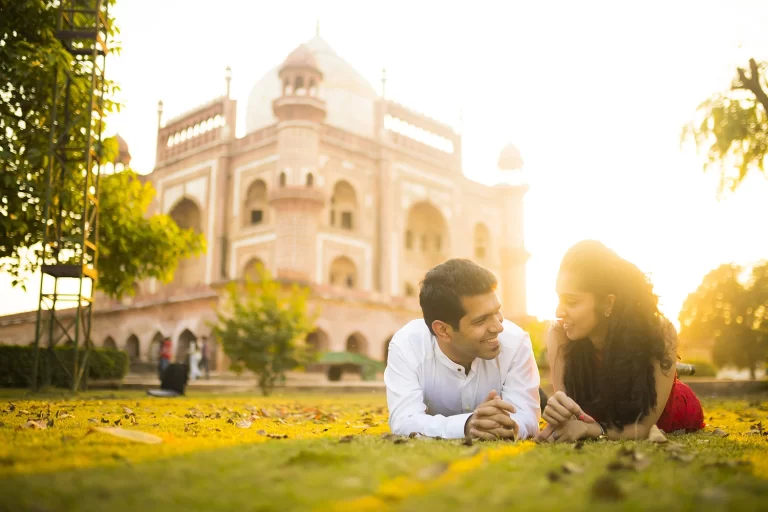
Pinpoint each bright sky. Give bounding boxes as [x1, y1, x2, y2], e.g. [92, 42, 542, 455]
[1, 0, 766, 326]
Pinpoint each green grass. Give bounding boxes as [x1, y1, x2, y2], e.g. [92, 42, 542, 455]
[0, 391, 766, 512]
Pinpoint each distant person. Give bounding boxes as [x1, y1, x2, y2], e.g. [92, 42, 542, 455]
[158, 337, 172, 380]
[385, 259, 541, 440]
[188, 341, 202, 381]
[200, 336, 212, 380]
[537, 240, 705, 443]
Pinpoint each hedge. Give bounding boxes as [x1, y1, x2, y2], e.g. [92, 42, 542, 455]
[0, 345, 129, 388]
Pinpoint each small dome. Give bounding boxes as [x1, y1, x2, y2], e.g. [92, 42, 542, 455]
[282, 44, 319, 71]
[246, 35, 378, 138]
[115, 134, 131, 166]
[498, 143, 523, 170]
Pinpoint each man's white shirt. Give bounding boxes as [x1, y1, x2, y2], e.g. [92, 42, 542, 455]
[384, 319, 541, 440]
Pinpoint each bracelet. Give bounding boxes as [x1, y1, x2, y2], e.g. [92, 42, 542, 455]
[597, 422, 607, 437]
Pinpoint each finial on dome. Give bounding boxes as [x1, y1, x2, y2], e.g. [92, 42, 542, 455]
[225, 66, 232, 98]
[498, 143, 524, 170]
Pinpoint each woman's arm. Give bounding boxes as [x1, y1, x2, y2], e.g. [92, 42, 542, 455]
[545, 322, 567, 393]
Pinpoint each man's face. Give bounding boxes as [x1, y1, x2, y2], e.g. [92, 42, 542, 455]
[449, 292, 504, 361]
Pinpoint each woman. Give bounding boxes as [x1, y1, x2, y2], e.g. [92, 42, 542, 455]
[537, 240, 704, 443]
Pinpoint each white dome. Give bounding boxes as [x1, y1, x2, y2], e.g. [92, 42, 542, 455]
[245, 35, 378, 138]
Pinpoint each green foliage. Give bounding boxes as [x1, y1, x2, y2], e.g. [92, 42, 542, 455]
[679, 262, 768, 379]
[212, 265, 316, 395]
[521, 317, 550, 367]
[97, 170, 205, 297]
[682, 59, 768, 194]
[0, 345, 128, 388]
[0, 1, 203, 299]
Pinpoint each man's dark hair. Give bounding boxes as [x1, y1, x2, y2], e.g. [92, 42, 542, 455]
[419, 259, 498, 335]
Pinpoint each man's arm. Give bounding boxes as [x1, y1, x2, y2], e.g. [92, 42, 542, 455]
[384, 343, 472, 439]
[500, 333, 541, 440]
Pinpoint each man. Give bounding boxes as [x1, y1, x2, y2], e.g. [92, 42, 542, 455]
[159, 337, 172, 380]
[385, 259, 540, 440]
[199, 336, 212, 380]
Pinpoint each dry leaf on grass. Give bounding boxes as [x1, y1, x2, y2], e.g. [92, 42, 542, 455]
[562, 462, 584, 474]
[122, 406, 134, 416]
[712, 428, 729, 438]
[235, 419, 252, 429]
[648, 425, 667, 443]
[23, 420, 47, 430]
[591, 475, 624, 502]
[339, 435, 355, 443]
[415, 462, 449, 481]
[88, 426, 162, 444]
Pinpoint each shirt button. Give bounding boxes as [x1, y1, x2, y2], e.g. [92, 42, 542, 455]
[457, 368, 461, 372]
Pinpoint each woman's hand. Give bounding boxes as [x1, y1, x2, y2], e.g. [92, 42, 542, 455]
[542, 391, 595, 427]
[537, 419, 590, 443]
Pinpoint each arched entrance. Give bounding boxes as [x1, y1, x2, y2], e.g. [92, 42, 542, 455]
[403, 201, 449, 295]
[169, 198, 204, 289]
[125, 334, 140, 362]
[148, 332, 164, 363]
[176, 329, 197, 364]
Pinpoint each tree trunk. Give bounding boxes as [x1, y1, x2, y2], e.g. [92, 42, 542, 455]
[749, 364, 756, 380]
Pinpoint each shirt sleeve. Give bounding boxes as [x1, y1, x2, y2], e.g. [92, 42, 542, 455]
[384, 343, 472, 439]
[500, 333, 542, 440]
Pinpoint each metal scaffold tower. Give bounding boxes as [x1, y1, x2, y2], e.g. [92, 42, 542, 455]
[30, 0, 110, 392]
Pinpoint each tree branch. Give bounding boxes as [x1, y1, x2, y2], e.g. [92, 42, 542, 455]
[734, 58, 768, 119]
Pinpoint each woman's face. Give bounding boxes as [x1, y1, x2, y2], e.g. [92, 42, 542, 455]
[555, 271, 604, 340]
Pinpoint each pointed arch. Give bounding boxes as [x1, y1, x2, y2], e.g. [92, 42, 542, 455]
[125, 334, 140, 362]
[345, 331, 368, 356]
[244, 179, 268, 226]
[329, 256, 357, 289]
[103, 336, 117, 349]
[305, 328, 329, 354]
[474, 223, 490, 260]
[403, 200, 449, 296]
[330, 180, 357, 230]
[148, 331, 164, 363]
[243, 257, 265, 280]
[176, 329, 197, 363]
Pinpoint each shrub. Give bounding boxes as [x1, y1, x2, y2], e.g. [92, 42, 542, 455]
[0, 345, 129, 388]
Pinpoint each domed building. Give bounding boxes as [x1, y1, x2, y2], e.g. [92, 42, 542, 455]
[0, 33, 530, 373]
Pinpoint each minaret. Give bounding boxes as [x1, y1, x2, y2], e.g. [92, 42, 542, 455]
[496, 143, 529, 322]
[269, 44, 326, 282]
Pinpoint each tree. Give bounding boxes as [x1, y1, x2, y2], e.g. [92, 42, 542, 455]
[682, 58, 768, 194]
[679, 263, 768, 379]
[0, 0, 203, 298]
[97, 169, 205, 297]
[212, 264, 316, 395]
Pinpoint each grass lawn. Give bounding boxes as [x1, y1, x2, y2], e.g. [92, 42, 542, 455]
[0, 390, 766, 512]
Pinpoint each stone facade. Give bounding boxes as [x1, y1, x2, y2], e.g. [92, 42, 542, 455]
[0, 34, 529, 370]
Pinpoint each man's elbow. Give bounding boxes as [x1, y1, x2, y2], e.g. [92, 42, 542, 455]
[388, 414, 409, 436]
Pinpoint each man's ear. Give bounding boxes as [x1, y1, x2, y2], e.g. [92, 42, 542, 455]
[432, 320, 453, 342]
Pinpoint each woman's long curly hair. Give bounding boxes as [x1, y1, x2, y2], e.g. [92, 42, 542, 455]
[560, 240, 673, 428]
